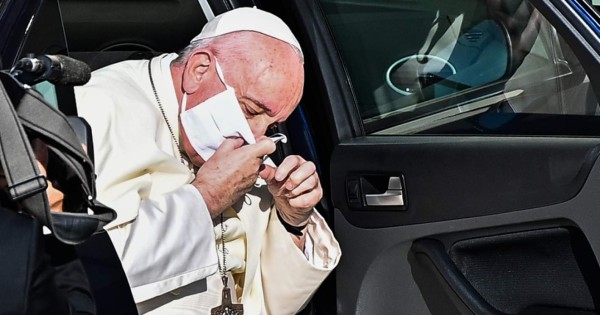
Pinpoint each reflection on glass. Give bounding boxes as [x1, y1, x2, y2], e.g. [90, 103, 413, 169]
[321, 0, 600, 133]
[386, 54, 456, 96]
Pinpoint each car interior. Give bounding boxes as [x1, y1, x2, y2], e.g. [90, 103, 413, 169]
[60, 0, 206, 71]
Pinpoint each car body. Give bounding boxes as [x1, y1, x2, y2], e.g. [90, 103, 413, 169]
[3, 0, 600, 314]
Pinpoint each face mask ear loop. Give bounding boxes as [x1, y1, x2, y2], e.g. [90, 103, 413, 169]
[180, 92, 188, 114]
[214, 58, 233, 90]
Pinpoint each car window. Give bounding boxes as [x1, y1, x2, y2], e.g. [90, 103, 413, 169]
[320, 0, 600, 135]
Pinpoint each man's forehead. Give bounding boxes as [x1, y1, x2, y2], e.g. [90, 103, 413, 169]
[230, 43, 303, 118]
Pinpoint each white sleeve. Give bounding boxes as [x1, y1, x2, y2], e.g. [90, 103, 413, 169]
[107, 184, 218, 303]
[303, 232, 315, 263]
[261, 208, 341, 314]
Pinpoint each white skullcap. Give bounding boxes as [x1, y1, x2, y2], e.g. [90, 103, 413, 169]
[191, 7, 303, 58]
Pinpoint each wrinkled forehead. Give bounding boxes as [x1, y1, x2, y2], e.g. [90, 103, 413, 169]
[248, 57, 304, 118]
[221, 34, 304, 118]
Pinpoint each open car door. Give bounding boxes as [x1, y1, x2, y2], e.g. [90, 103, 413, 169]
[263, 0, 600, 313]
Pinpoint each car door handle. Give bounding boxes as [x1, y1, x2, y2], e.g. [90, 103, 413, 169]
[365, 176, 405, 206]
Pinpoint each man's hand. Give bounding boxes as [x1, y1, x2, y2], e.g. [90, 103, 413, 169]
[192, 138, 276, 218]
[260, 155, 323, 228]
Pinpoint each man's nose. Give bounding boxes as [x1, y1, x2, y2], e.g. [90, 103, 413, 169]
[254, 121, 271, 139]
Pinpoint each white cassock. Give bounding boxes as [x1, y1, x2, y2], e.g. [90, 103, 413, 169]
[74, 53, 341, 315]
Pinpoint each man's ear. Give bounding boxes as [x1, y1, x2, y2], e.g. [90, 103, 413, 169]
[182, 51, 212, 94]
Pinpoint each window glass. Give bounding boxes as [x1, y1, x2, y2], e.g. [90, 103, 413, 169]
[33, 82, 59, 108]
[320, 0, 600, 135]
[587, 0, 600, 11]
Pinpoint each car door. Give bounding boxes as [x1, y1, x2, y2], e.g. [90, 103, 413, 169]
[257, 0, 600, 314]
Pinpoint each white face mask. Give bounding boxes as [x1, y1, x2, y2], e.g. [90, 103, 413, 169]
[179, 60, 256, 161]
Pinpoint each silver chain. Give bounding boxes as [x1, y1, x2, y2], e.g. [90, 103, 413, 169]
[148, 59, 229, 288]
[217, 213, 228, 287]
[147, 60, 184, 165]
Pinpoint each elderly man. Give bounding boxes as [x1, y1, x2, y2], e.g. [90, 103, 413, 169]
[75, 7, 340, 315]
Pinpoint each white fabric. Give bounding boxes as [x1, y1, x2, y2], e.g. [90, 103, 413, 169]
[113, 184, 218, 302]
[191, 7, 303, 59]
[179, 60, 255, 161]
[304, 230, 315, 264]
[75, 53, 218, 303]
[75, 54, 341, 314]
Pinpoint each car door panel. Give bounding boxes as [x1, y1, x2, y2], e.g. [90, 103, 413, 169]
[333, 137, 600, 314]
[332, 137, 600, 227]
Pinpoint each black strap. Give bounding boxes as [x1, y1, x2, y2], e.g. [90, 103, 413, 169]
[0, 78, 48, 201]
[0, 71, 115, 245]
[0, 74, 54, 231]
[276, 209, 308, 236]
[16, 89, 95, 195]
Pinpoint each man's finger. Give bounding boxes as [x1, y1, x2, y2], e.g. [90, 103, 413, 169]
[288, 185, 322, 210]
[213, 138, 245, 156]
[240, 138, 276, 159]
[275, 155, 304, 182]
[287, 174, 319, 198]
[283, 161, 316, 191]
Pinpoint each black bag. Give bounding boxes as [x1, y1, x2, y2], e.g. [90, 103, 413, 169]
[0, 69, 125, 314]
[0, 71, 116, 245]
[0, 205, 96, 315]
[0, 68, 139, 314]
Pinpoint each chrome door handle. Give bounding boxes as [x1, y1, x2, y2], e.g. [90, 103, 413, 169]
[365, 177, 404, 206]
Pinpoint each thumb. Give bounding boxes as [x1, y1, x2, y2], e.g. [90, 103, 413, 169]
[259, 164, 276, 182]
